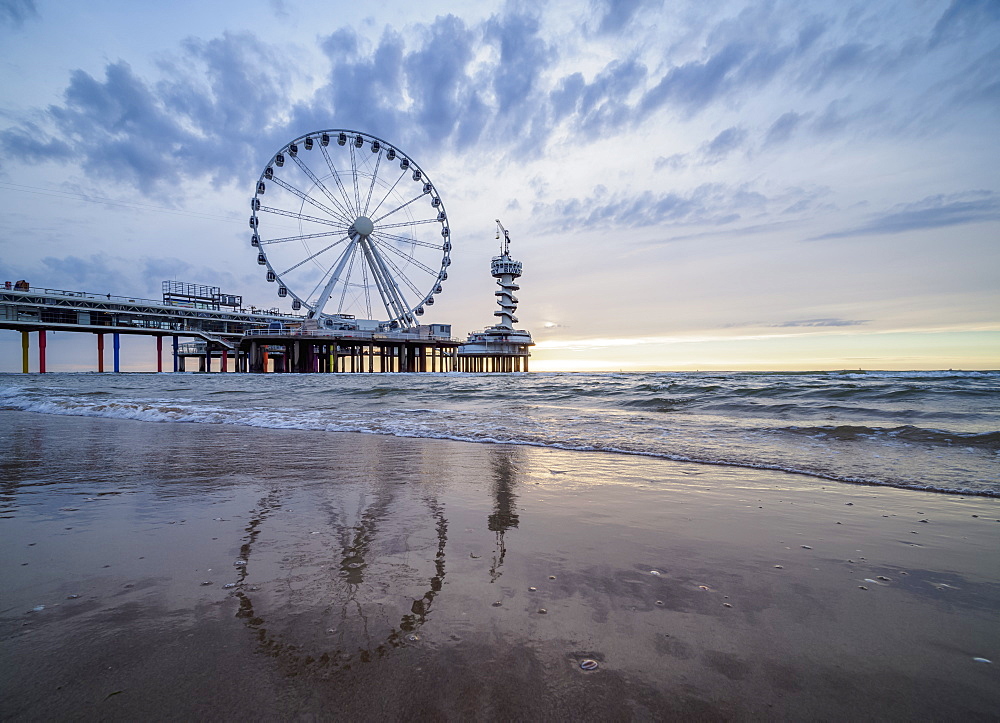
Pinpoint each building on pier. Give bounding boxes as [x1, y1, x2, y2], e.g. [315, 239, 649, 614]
[236, 322, 459, 373]
[0, 282, 299, 373]
[456, 220, 534, 373]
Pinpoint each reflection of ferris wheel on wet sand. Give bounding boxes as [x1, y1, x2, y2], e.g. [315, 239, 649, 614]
[250, 129, 451, 330]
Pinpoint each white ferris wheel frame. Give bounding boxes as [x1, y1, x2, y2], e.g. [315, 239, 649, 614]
[250, 129, 452, 329]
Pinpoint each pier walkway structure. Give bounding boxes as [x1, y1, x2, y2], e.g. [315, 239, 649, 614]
[1, 281, 459, 373]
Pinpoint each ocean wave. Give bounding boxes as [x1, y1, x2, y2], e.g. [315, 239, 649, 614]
[621, 397, 696, 411]
[3, 390, 997, 498]
[778, 424, 1000, 449]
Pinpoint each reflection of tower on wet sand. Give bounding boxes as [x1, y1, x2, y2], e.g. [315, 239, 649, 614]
[487, 446, 521, 583]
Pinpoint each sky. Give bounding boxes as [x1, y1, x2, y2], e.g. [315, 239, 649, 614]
[1, 0, 998, 371]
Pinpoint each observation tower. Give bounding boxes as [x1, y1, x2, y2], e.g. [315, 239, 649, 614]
[456, 220, 534, 372]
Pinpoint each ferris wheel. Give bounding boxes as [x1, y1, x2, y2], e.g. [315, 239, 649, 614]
[250, 130, 451, 329]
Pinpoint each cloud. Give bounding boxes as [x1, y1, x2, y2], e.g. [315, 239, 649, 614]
[699, 126, 747, 163]
[810, 191, 1000, 240]
[724, 318, 871, 329]
[0, 0, 36, 29]
[930, 0, 1000, 47]
[640, 41, 751, 117]
[0, 32, 295, 192]
[764, 111, 804, 146]
[269, 0, 289, 20]
[3, 2, 999, 201]
[591, 0, 661, 35]
[533, 182, 768, 232]
[773, 318, 869, 328]
[654, 153, 687, 171]
[576, 59, 648, 134]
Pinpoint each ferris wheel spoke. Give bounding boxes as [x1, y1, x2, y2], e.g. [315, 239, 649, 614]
[377, 218, 440, 230]
[363, 151, 382, 215]
[370, 233, 438, 277]
[369, 169, 407, 218]
[374, 229, 445, 250]
[361, 260, 372, 319]
[311, 240, 360, 318]
[260, 230, 346, 246]
[360, 238, 411, 323]
[277, 234, 350, 277]
[260, 205, 343, 228]
[336, 245, 360, 314]
[269, 175, 352, 224]
[304, 247, 347, 308]
[375, 245, 426, 299]
[292, 151, 357, 220]
[372, 192, 428, 224]
[349, 144, 362, 216]
[318, 143, 359, 218]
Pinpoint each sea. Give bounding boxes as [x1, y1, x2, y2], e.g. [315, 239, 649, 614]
[1, 370, 998, 497]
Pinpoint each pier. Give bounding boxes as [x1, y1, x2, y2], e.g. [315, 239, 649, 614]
[1, 282, 458, 373]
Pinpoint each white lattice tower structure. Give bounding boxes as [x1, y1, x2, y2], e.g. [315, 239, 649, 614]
[491, 222, 521, 330]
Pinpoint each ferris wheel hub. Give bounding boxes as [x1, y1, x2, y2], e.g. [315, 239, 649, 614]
[351, 216, 374, 238]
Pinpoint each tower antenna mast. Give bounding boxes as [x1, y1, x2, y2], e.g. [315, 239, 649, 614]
[496, 219, 511, 257]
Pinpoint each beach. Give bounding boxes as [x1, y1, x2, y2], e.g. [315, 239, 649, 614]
[2, 408, 998, 720]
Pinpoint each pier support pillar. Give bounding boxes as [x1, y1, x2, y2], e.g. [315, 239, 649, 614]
[221, 349, 228, 373]
[173, 336, 180, 373]
[156, 336, 163, 373]
[38, 330, 47, 373]
[113, 333, 121, 373]
[21, 331, 29, 373]
[97, 333, 105, 372]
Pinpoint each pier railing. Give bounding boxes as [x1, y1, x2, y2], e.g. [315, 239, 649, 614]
[242, 328, 460, 342]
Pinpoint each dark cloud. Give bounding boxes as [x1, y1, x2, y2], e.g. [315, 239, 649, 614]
[551, 72, 585, 121]
[592, 0, 661, 35]
[39, 254, 127, 293]
[764, 111, 804, 146]
[269, 0, 289, 20]
[533, 183, 768, 232]
[809, 191, 1000, 240]
[0, 0, 36, 29]
[640, 42, 751, 117]
[930, 0, 1000, 47]
[405, 16, 484, 147]
[699, 126, 747, 162]
[140, 257, 194, 289]
[724, 317, 870, 329]
[773, 318, 869, 328]
[0, 121, 74, 161]
[3, 2, 998, 198]
[576, 59, 648, 134]
[0, 32, 295, 192]
[801, 42, 879, 91]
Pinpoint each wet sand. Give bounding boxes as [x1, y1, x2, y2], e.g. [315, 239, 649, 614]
[1, 409, 998, 720]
